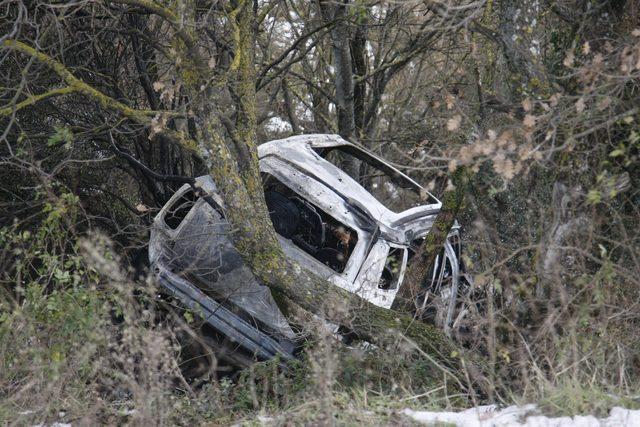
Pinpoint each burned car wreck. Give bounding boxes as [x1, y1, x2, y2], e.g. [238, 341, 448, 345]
[149, 134, 465, 366]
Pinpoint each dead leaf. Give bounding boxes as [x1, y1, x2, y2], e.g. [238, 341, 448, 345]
[447, 115, 462, 131]
[136, 203, 150, 213]
[522, 98, 532, 112]
[160, 86, 175, 103]
[152, 81, 165, 92]
[149, 113, 167, 139]
[503, 159, 515, 180]
[544, 130, 553, 141]
[523, 114, 536, 128]
[620, 46, 633, 73]
[593, 53, 604, 66]
[459, 146, 473, 162]
[563, 50, 575, 68]
[445, 94, 455, 110]
[575, 97, 585, 113]
[597, 96, 611, 111]
[480, 141, 494, 155]
[445, 179, 455, 191]
[632, 29, 640, 37]
[582, 42, 591, 55]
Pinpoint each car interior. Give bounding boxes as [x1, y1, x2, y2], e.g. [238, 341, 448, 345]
[262, 173, 358, 273]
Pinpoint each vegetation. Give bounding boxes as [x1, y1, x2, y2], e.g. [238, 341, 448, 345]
[1, 0, 639, 425]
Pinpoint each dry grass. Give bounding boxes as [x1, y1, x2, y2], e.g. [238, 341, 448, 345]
[1, 168, 639, 426]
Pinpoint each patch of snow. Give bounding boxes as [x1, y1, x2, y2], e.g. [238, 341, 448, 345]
[402, 405, 640, 427]
[264, 117, 292, 133]
[257, 415, 273, 425]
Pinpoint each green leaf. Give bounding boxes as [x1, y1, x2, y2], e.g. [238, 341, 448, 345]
[54, 269, 71, 284]
[47, 126, 74, 148]
[598, 244, 607, 258]
[586, 189, 601, 205]
[183, 310, 194, 324]
[493, 279, 502, 294]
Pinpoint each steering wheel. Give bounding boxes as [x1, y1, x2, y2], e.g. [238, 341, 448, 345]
[290, 196, 325, 252]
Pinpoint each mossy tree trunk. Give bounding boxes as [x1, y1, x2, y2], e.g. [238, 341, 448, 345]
[392, 168, 470, 313]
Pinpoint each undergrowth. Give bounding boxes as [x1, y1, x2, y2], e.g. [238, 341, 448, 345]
[1, 188, 639, 426]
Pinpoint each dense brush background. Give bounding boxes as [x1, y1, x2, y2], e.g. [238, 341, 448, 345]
[1, 0, 639, 425]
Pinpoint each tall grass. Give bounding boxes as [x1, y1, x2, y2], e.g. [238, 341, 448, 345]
[1, 185, 638, 425]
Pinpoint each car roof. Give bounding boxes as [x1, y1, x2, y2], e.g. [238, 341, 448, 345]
[258, 134, 442, 240]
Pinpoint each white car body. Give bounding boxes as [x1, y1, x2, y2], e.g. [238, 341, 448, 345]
[149, 134, 463, 363]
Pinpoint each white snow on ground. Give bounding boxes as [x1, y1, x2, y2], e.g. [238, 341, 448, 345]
[403, 405, 640, 427]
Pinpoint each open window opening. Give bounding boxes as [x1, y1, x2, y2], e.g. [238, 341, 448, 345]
[262, 173, 358, 273]
[164, 189, 198, 230]
[378, 247, 406, 290]
[312, 145, 438, 213]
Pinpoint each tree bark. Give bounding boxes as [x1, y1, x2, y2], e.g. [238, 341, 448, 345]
[351, 21, 367, 138]
[318, 1, 355, 141]
[392, 168, 470, 313]
[318, 1, 361, 179]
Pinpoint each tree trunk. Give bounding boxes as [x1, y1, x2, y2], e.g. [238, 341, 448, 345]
[318, 1, 355, 141]
[318, 1, 361, 179]
[392, 168, 469, 313]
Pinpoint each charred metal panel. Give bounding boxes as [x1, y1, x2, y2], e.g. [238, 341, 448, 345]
[149, 134, 467, 358]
